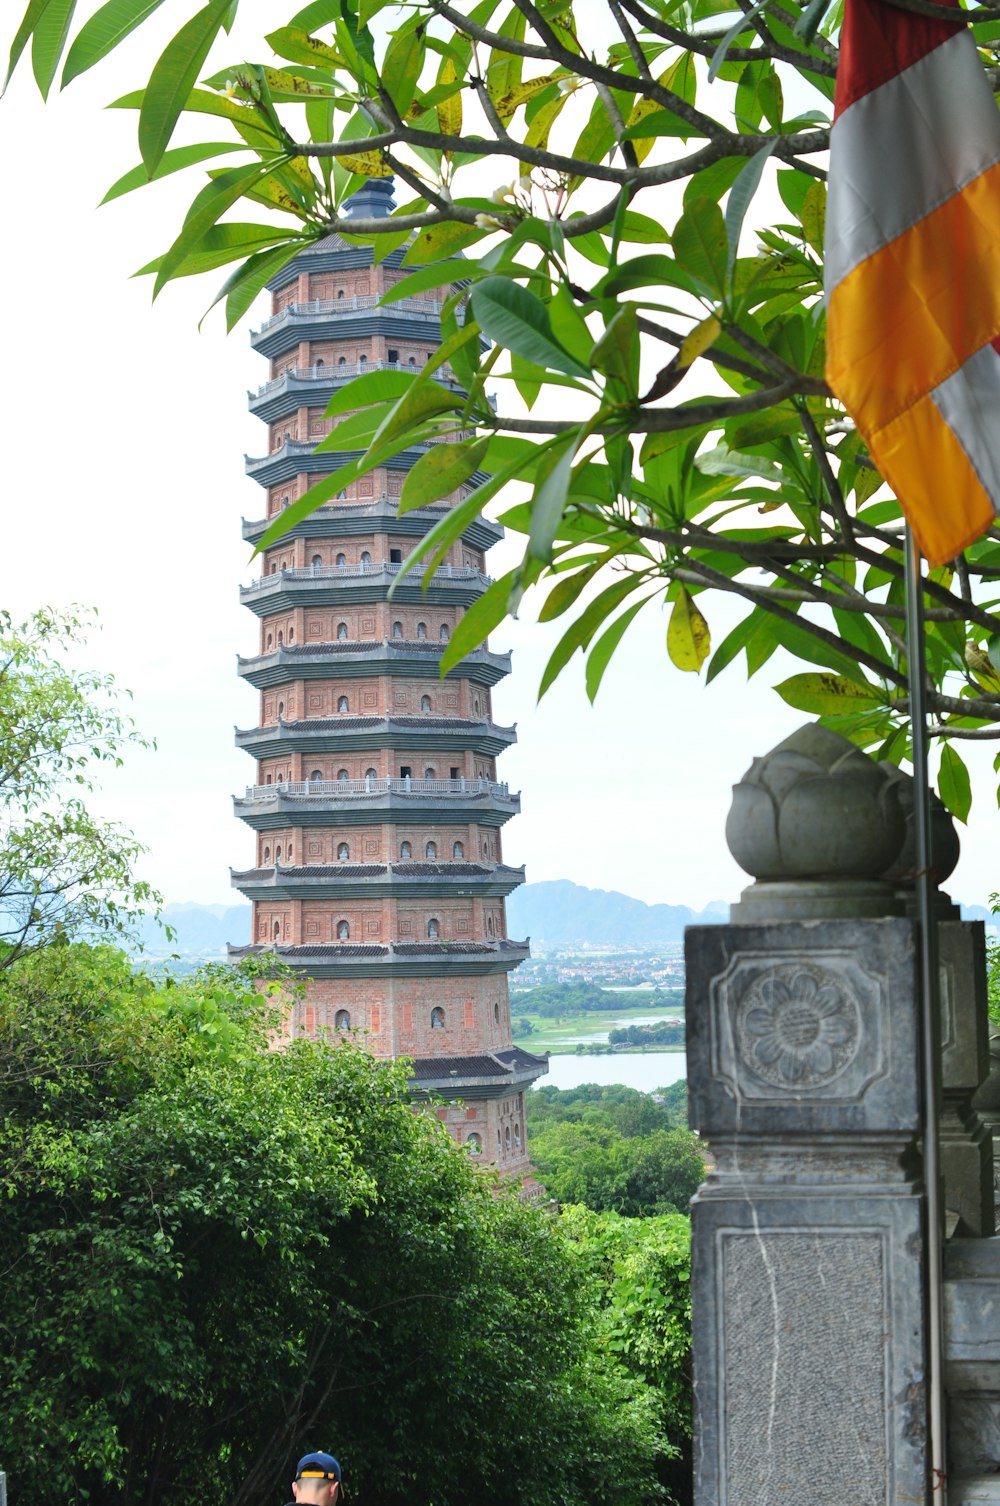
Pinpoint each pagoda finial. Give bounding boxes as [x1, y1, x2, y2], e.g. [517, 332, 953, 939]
[343, 177, 396, 218]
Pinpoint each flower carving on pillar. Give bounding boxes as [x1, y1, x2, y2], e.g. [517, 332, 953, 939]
[735, 963, 862, 1088]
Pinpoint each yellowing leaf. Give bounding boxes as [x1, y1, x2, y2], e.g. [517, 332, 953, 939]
[800, 179, 826, 255]
[667, 587, 710, 672]
[437, 56, 462, 136]
[965, 643, 1000, 693]
[775, 672, 880, 715]
[493, 72, 558, 122]
[338, 150, 392, 177]
[678, 311, 721, 370]
[260, 66, 330, 97]
[525, 91, 566, 150]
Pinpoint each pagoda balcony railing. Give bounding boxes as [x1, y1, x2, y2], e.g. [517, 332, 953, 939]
[253, 360, 461, 398]
[247, 430, 471, 472]
[240, 775, 511, 802]
[243, 561, 492, 591]
[254, 295, 443, 334]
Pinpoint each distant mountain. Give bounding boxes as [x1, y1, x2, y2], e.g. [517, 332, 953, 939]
[506, 880, 727, 946]
[133, 887, 996, 960]
[133, 903, 251, 957]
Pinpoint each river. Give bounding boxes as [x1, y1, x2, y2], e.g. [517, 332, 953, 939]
[533, 1051, 687, 1094]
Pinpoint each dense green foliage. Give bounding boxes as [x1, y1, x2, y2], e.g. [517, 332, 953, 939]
[9, 0, 1000, 817]
[0, 609, 158, 965]
[528, 1083, 702, 1216]
[609, 1020, 686, 1046]
[512, 981, 683, 1017]
[0, 944, 683, 1506]
[559, 1205, 693, 1504]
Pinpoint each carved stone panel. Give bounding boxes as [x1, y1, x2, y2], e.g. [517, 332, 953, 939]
[721, 1231, 886, 1505]
[686, 919, 919, 1135]
[692, 1194, 926, 1506]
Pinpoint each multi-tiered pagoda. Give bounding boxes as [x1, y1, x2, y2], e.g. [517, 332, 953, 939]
[228, 180, 547, 1176]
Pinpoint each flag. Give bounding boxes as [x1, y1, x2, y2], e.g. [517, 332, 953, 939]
[825, 0, 1000, 565]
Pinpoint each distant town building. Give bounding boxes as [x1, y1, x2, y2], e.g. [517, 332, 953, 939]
[228, 179, 547, 1177]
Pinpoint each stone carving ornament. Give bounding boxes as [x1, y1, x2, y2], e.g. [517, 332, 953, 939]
[735, 961, 862, 1088]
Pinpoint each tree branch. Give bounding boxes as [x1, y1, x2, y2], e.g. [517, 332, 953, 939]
[674, 558, 910, 687]
[616, 0, 837, 75]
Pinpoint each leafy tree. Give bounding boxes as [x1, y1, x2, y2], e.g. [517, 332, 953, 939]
[609, 1019, 686, 1045]
[513, 981, 682, 1016]
[0, 608, 159, 965]
[0, 943, 668, 1506]
[560, 1205, 693, 1501]
[528, 1084, 704, 1214]
[8, 0, 1000, 820]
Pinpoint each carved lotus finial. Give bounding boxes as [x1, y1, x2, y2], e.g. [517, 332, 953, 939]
[876, 763, 960, 886]
[726, 724, 906, 882]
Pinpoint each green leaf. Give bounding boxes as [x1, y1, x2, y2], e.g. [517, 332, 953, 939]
[774, 673, 881, 715]
[379, 261, 474, 305]
[4, 0, 55, 92]
[537, 556, 610, 622]
[938, 743, 973, 823]
[403, 220, 489, 266]
[153, 160, 290, 294]
[666, 587, 710, 672]
[794, 0, 835, 42]
[695, 445, 784, 484]
[725, 140, 779, 274]
[708, 0, 767, 81]
[538, 576, 646, 700]
[206, 242, 304, 331]
[382, 16, 424, 117]
[391, 487, 501, 591]
[256, 437, 416, 553]
[440, 571, 518, 675]
[31, 0, 76, 98]
[139, 0, 234, 173]
[706, 610, 759, 683]
[672, 198, 728, 297]
[526, 439, 578, 564]
[136, 222, 302, 280]
[585, 597, 650, 702]
[470, 278, 592, 380]
[318, 405, 395, 449]
[323, 371, 419, 421]
[101, 140, 246, 203]
[368, 382, 462, 459]
[62, 0, 166, 86]
[400, 437, 490, 514]
[590, 305, 640, 391]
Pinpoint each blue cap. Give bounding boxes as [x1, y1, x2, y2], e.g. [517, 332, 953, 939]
[296, 1452, 341, 1483]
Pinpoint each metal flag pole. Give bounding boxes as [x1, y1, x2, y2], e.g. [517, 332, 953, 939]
[904, 523, 947, 1504]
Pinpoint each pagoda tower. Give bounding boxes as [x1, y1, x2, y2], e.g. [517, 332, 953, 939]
[228, 181, 547, 1177]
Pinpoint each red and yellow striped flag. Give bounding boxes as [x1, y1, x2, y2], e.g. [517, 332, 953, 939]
[825, 0, 1000, 564]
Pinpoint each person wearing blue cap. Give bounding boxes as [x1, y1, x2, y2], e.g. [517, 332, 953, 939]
[284, 1451, 342, 1506]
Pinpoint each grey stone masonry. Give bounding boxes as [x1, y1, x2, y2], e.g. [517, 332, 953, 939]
[686, 918, 926, 1506]
[938, 921, 993, 1238]
[687, 725, 931, 1506]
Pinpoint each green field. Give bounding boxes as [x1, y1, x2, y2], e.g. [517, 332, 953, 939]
[510, 1003, 685, 1055]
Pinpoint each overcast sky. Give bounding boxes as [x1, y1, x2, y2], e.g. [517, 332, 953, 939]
[5, 4, 1000, 917]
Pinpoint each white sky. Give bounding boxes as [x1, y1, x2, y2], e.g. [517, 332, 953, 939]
[4, 3, 1000, 914]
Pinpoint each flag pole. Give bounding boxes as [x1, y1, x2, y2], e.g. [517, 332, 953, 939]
[904, 523, 947, 1504]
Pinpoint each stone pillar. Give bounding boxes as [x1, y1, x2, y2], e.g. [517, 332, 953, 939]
[972, 1033, 1000, 1218]
[687, 726, 928, 1506]
[880, 765, 993, 1238]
